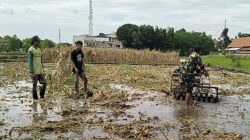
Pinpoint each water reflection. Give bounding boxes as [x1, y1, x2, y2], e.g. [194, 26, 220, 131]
[32, 101, 48, 123]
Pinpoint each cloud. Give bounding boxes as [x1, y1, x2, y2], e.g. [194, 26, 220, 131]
[0, 6, 14, 15]
[0, 0, 250, 43]
[60, 8, 81, 14]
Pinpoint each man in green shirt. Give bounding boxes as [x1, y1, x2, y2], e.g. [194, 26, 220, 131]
[28, 36, 46, 100]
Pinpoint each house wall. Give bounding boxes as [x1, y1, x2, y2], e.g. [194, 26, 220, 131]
[84, 36, 109, 42]
[227, 50, 237, 54]
[227, 50, 250, 54]
[238, 51, 250, 54]
[73, 34, 123, 48]
[73, 35, 86, 45]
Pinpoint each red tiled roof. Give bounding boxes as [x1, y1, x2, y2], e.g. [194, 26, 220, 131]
[227, 37, 250, 48]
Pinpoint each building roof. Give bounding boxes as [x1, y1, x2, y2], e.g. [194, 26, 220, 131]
[241, 47, 250, 51]
[227, 37, 250, 48]
[226, 48, 241, 51]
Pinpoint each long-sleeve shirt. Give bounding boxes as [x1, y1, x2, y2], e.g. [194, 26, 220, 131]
[28, 46, 43, 74]
[181, 52, 204, 74]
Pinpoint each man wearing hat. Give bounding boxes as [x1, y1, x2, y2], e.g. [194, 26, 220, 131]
[180, 47, 208, 105]
[28, 36, 47, 100]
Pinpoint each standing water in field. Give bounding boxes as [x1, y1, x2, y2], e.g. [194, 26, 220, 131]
[110, 84, 250, 139]
[0, 63, 250, 139]
[0, 81, 249, 139]
[0, 80, 64, 138]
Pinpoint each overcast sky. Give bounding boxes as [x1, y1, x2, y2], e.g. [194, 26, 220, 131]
[0, 0, 250, 43]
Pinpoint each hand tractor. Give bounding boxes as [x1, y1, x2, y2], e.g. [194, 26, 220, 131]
[170, 68, 219, 103]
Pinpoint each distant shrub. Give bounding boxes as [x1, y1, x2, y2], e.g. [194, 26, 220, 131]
[228, 55, 241, 67]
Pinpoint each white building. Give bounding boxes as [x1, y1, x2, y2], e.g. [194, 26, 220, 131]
[226, 37, 250, 54]
[73, 33, 123, 48]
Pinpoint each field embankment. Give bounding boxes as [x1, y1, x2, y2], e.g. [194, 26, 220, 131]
[0, 52, 26, 62]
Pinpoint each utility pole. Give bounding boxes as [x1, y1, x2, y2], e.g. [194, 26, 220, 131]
[224, 19, 227, 29]
[89, 0, 93, 36]
[59, 28, 61, 43]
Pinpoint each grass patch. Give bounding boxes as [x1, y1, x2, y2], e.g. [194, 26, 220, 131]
[202, 55, 250, 73]
[64, 75, 75, 85]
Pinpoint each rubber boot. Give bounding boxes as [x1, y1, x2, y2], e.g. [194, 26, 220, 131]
[40, 89, 45, 99]
[33, 91, 38, 100]
[87, 91, 93, 97]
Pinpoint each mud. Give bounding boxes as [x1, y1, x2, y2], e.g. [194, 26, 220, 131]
[0, 79, 249, 139]
[0, 64, 250, 139]
[0, 80, 111, 139]
[111, 84, 250, 139]
[0, 63, 4, 69]
[0, 80, 60, 138]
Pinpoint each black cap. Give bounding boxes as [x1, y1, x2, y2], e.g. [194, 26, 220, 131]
[31, 35, 40, 45]
[75, 41, 83, 46]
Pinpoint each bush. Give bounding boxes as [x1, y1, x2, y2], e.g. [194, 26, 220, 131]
[40, 39, 55, 49]
[0, 35, 23, 52]
[228, 55, 241, 67]
[22, 38, 32, 52]
[22, 38, 56, 52]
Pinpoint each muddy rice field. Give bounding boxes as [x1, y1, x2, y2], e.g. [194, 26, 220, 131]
[0, 62, 250, 139]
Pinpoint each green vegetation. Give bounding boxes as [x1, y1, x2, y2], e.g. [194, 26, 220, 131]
[0, 35, 22, 52]
[238, 32, 250, 38]
[216, 28, 231, 51]
[0, 35, 56, 62]
[22, 38, 55, 52]
[117, 24, 217, 56]
[22, 38, 32, 52]
[202, 55, 250, 73]
[0, 35, 56, 52]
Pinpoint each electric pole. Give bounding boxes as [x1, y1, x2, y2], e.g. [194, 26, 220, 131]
[225, 19, 227, 29]
[89, 0, 93, 36]
[59, 28, 61, 44]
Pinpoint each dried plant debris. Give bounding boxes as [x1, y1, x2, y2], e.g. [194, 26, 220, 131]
[0, 121, 5, 126]
[209, 71, 250, 95]
[0, 62, 29, 86]
[1, 50, 250, 139]
[43, 47, 179, 65]
[177, 116, 244, 140]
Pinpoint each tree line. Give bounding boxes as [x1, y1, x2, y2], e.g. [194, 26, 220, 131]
[117, 24, 241, 56]
[1, 25, 249, 55]
[0, 35, 55, 52]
